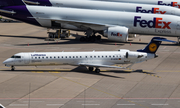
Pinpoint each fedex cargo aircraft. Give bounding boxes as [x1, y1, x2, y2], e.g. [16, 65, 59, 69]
[21, 0, 180, 9]
[92, 0, 180, 9]
[0, 0, 180, 42]
[23, 0, 180, 16]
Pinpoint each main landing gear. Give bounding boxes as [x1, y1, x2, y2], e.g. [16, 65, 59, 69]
[80, 29, 101, 42]
[88, 67, 100, 73]
[177, 37, 180, 45]
[11, 66, 15, 71]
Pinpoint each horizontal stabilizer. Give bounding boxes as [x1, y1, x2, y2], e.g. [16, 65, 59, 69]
[153, 38, 177, 43]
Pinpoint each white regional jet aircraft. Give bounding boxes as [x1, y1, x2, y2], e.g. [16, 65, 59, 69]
[33, 0, 180, 17]
[1, 0, 180, 42]
[95, 0, 180, 9]
[3, 37, 175, 72]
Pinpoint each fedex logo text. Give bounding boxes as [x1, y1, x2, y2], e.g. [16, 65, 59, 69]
[158, 1, 180, 8]
[136, 7, 166, 14]
[111, 32, 122, 36]
[134, 16, 171, 29]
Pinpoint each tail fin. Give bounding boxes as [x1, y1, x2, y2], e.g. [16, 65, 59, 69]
[137, 37, 176, 53]
[0, 0, 24, 7]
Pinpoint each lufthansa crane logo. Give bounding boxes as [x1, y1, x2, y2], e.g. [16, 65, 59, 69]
[149, 43, 157, 52]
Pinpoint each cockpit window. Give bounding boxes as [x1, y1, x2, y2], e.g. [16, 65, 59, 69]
[11, 56, 15, 58]
[11, 55, 21, 58]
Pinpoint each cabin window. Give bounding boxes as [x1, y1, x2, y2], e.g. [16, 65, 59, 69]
[90, 56, 92, 58]
[102, 56, 104, 58]
[42, 57, 44, 59]
[80, 56, 82, 58]
[109, 56, 111, 58]
[73, 56, 75, 58]
[98, 56, 100, 58]
[69, 56, 71, 58]
[46, 57, 48, 59]
[105, 56, 107, 58]
[113, 56, 115, 58]
[62, 56, 63, 58]
[35, 57, 37, 59]
[94, 56, 96, 58]
[76, 56, 78, 58]
[85, 56, 87, 58]
[65, 56, 67, 58]
[50, 57, 52, 58]
[54, 56, 56, 58]
[58, 56, 60, 58]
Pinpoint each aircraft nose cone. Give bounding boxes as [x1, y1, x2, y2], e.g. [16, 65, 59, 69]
[3, 59, 11, 65]
[3, 60, 8, 64]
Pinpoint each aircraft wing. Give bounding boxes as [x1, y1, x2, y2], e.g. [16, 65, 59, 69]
[28, 17, 112, 30]
[79, 63, 126, 69]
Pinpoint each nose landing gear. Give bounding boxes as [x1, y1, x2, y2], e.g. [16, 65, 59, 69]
[95, 68, 100, 73]
[11, 66, 15, 71]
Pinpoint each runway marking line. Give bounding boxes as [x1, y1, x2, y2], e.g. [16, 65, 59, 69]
[146, 73, 161, 78]
[31, 71, 44, 73]
[46, 104, 64, 106]
[48, 71, 60, 73]
[9, 104, 28, 106]
[82, 104, 100, 106]
[2, 97, 180, 100]
[23, 101, 44, 103]
[117, 104, 135, 105]
[151, 104, 168, 106]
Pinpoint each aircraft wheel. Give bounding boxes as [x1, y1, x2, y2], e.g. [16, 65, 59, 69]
[11, 66, 15, 71]
[89, 67, 94, 71]
[95, 68, 100, 73]
[80, 37, 85, 42]
[91, 36, 96, 42]
[96, 35, 101, 41]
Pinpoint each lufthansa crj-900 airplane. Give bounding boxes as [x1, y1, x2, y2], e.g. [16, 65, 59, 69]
[3, 37, 175, 72]
[1, 0, 180, 42]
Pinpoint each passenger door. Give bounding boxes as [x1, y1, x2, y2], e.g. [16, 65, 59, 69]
[24, 53, 30, 64]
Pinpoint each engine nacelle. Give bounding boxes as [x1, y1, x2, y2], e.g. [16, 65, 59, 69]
[126, 52, 139, 59]
[104, 26, 129, 42]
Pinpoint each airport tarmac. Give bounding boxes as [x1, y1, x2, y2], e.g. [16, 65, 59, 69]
[0, 22, 180, 108]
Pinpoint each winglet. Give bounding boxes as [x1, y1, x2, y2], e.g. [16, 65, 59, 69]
[137, 37, 176, 53]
